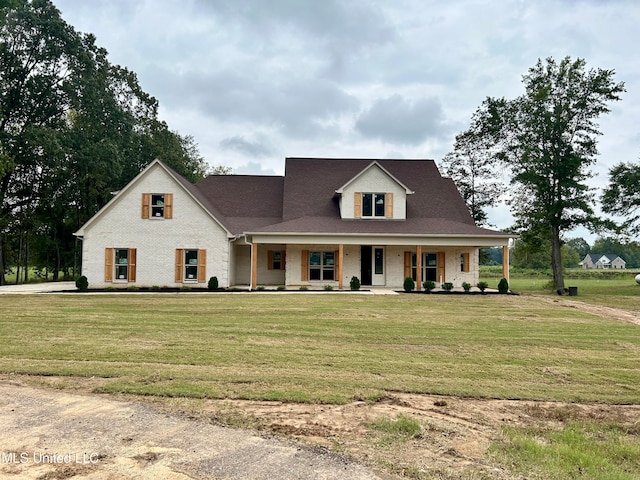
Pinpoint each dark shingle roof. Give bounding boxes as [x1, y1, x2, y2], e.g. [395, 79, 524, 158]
[185, 157, 508, 237]
[280, 158, 474, 225]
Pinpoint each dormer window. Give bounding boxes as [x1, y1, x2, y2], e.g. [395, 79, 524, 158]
[362, 193, 386, 217]
[355, 192, 393, 218]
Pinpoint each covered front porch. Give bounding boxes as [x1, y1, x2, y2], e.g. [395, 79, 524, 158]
[234, 234, 512, 291]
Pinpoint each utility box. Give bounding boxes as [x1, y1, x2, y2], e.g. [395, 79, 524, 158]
[568, 286, 578, 296]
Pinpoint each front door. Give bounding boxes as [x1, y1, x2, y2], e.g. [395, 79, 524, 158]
[372, 246, 385, 286]
[360, 246, 385, 286]
[360, 246, 372, 285]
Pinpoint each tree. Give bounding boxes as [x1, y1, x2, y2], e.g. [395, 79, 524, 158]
[565, 237, 591, 259]
[601, 161, 640, 235]
[0, 0, 84, 284]
[477, 57, 624, 288]
[209, 164, 233, 175]
[441, 106, 505, 226]
[0, 0, 208, 284]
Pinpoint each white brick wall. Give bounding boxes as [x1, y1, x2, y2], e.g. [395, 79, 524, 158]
[80, 164, 230, 288]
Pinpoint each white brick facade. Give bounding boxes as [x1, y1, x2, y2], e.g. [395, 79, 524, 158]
[76, 159, 510, 290]
[79, 163, 230, 288]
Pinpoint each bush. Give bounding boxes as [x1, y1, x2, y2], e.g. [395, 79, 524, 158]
[442, 282, 454, 292]
[208, 276, 219, 290]
[299, 285, 309, 291]
[277, 285, 286, 291]
[323, 284, 334, 291]
[477, 281, 489, 292]
[403, 277, 415, 292]
[350, 276, 361, 291]
[75, 275, 88, 291]
[498, 277, 509, 294]
[423, 280, 436, 292]
[462, 282, 471, 292]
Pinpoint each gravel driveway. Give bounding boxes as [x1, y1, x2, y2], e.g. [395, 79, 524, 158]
[0, 381, 387, 479]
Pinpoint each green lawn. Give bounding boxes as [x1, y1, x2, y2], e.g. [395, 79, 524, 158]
[0, 294, 638, 404]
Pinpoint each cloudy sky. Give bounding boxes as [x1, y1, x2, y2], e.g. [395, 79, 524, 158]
[52, 0, 640, 238]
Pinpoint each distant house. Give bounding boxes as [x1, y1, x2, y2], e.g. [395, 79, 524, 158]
[580, 254, 626, 270]
[74, 158, 516, 290]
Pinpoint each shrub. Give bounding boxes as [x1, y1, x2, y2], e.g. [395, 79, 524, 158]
[498, 277, 509, 294]
[423, 280, 436, 292]
[323, 284, 334, 291]
[151, 285, 161, 291]
[403, 277, 415, 292]
[208, 276, 219, 290]
[277, 285, 286, 291]
[462, 282, 471, 292]
[127, 285, 139, 291]
[75, 275, 88, 291]
[350, 276, 361, 291]
[477, 281, 489, 292]
[256, 286, 265, 291]
[442, 282, 454, 292]
[299, 285, 309, 291]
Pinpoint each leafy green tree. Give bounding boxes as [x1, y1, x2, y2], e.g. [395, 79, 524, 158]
[0, 0, 84, 284]
[441, 106, 505, 226]
[476, 57, 624, 288]
[601, 161, 640, 235]
[0, 0, 208, 284]
[565, 237, 591, 259]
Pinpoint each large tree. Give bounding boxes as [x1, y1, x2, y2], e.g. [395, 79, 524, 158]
[479, 57, 624, 288]
[441, 106, 506, 226]
[601, 161, 640, 236]
[0, 0, 207, 284]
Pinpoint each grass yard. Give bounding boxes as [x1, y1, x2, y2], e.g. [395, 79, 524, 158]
[0, 294, 638, 404]
[1, 292, 638, 479]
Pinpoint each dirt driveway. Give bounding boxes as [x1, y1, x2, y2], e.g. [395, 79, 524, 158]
[0, 379, 388, 480]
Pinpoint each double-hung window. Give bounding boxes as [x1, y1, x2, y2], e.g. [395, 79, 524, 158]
[115, 249, 129, 280]
[141, 193, 173, 219]
[309, 251, 334, 281]
[175, 248, 206, 283]
[104, 248, 136, 283]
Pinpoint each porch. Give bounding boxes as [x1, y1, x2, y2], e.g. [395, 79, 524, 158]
[232, 240, 510, 291]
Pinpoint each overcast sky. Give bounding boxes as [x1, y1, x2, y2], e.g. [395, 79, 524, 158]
[52, 0, 640, 239]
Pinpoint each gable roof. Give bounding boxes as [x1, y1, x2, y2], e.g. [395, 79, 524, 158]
[74, 159, 232, 237]
[76, 157, 514, 241]
[334, 160, 414, 195]
[583, 253, 625, 264]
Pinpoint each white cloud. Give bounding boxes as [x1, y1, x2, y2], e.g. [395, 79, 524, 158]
[355, 95, 450, 145]
[52, 0, 640, 233]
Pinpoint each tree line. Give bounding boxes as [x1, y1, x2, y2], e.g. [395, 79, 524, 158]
[442, 56, 640, 288]
[0, 0, 208, 285]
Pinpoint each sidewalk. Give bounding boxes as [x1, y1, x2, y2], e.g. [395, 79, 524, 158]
[0, 281, 75, 294]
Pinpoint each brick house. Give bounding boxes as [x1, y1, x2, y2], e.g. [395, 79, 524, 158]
[74, 158, 514, 289]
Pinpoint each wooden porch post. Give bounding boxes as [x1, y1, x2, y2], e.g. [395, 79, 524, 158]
[502, 245, 509, 282]
[338, 244, 344, 290]
[251, 243, 258, 290]
[416, 245, 422, 291]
